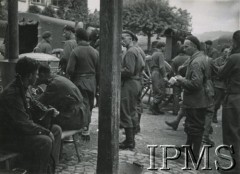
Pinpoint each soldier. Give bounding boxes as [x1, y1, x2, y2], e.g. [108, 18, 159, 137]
[149, 41, 167, 115]
[59, 25, 78, 73]
[212, 46, 230, 123]
[34, 31, 53, 54]
[36, 64, 88, 132]
[0, 57, 61, 174]
[119, 30, 145, 149]
[218, 30, 240, 173]
[66, 28, 99, 140]
[205, 40, 219, 59]
[175, 35, 212, 162]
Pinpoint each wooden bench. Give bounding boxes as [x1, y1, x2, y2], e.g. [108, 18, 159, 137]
[0, 150, 20, 170]
[61, 130, 82, 162]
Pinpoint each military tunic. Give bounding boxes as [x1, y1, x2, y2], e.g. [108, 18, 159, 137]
[38, 75, 88, 130]
[121, 46, 144, 128]
[34, 39, 52, 54]
[179, 51, 211, 136]
[218, 48, 240, 173]
[67, 41, 99, 125]
[151, 49, 166, 105]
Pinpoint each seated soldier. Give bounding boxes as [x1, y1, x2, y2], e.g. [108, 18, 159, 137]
[36, 64, 89, 132]
[0, 57, 61, 174]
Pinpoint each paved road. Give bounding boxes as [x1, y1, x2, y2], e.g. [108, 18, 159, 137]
[58, 103, 225, 174]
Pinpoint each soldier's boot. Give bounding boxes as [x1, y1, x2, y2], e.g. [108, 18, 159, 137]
[192, 136, 203, 163]
[119, 128, 135, 150]
[150, 103, 164, 115]
[165, 108, 185, 130]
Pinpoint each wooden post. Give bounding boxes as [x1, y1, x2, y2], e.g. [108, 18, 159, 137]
[96, 0, 122, 173]
[7, 0, 19, 60]
[0, 0, 18, 89]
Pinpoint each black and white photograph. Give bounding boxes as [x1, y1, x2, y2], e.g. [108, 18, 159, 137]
[0, 0, 239, 173]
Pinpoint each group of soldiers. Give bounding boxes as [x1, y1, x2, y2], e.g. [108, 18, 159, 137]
[0, 24, 240, 174]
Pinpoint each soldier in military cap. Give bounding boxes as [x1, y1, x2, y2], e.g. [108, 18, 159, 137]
[119, 30, 145, 149]
[33, 31, 53, 54]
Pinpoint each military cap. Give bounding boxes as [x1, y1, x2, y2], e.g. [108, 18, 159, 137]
[186, 35, 201, 50]
[205, 40, 213, 45]
[42, 31, 52, 39]
[122, 30, 138, 41]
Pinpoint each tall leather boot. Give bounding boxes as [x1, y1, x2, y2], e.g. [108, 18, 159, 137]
[192, 136, 203, 163]
[119, 128, 135, 150]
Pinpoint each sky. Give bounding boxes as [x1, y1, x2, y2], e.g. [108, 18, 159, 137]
[88, 0, 240, 35]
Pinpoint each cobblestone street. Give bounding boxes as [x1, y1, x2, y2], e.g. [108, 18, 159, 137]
[57, 105, 223, 174]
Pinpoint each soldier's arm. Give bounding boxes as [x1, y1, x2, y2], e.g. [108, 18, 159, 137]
[177, 62, 203, 91]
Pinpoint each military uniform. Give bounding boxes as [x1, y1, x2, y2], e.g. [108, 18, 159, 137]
[67, 41, 99, 125]
[219, 48, 240, 173]
[150, 48, 166, 113]
[212, 56, 227, 122]
[38, 75, 88, 130]
[121, 46, 144, 129]
[179, 51, 212, 159]
[0, 79, 61, 174]
[34, 39, 52, 54]
[60, 39, 78, 72]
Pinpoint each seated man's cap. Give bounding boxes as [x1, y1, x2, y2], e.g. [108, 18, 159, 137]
[42, 31, 52, 39]
[186, 35, 201, 50]
[122, 30, 138, 41]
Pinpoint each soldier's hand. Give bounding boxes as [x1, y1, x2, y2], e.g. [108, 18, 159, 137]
[81, 128, 90, 142]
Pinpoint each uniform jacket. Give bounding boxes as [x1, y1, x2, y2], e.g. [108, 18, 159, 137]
[121, 46, 145, 80]
[62, 39, 78, 62]
[67, 41, 99, 93]
[212, 56, 227, 89]
[0, 79, 50, 142]
[34, 39, 52, 54]
[180, 51, 212, 108]
[151, 49, 166, 78]
[219, 48, 240, 94]
[38, 75, 88, 129]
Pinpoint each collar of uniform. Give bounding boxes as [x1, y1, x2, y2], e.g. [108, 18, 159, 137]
[78, 41, 89, 46]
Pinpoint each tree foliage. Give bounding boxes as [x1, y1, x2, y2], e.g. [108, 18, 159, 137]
[42, 6, 56, 17]
[28, 5, 42, 14]
[57, 0, 88, 22]
[123, 0, 192, 50]
[0, 0, 7, 20]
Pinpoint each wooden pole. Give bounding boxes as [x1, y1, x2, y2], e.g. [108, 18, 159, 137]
[0, 0, 18, 89]
[96, 0, 122, 173]
[7, 0, 19, 60]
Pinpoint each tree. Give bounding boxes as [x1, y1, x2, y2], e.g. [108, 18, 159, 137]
[123, 0, 192, 51]
[28, 5, 42, 14]
[87, 9, 100, 28]
[0, 0, 7, 20]
[57, 0, 88, 23]
[41, 6, 56, 17]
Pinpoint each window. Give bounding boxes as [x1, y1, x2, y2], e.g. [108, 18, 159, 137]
[31, 0, 46, 5]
